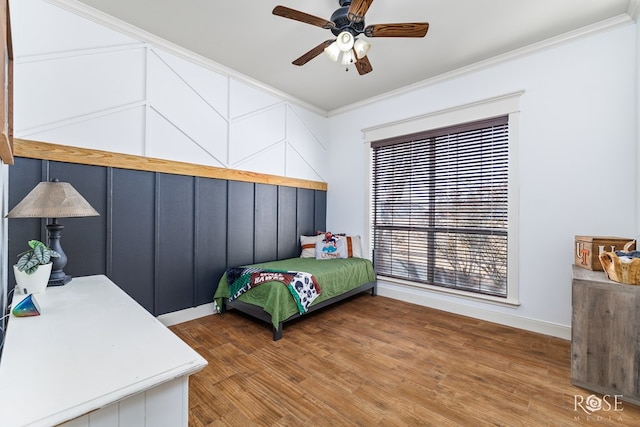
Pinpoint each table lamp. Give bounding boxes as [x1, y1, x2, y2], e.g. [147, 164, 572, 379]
[6, 179, 99, 286]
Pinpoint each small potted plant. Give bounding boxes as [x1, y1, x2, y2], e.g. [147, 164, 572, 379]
[13, 240, 60, 294]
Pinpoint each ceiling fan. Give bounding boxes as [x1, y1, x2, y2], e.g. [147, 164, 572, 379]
[272, 0, 429, 75]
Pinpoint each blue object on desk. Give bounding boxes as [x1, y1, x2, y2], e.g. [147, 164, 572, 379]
[12, 294, 41, 317]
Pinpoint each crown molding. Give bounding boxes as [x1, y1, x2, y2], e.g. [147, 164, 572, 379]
[628, 0, 640, 21]
[329, 13, 636, 117]
[45, 0, 329, 117]
[44, 1, 638, 119]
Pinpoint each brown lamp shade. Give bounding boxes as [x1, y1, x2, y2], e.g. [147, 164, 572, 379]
[6, 181, 99, 219]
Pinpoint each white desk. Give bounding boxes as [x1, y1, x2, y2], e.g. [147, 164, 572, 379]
[0, 275, 207, 427]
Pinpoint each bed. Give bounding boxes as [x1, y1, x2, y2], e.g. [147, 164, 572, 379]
[213, 257, 377, 340]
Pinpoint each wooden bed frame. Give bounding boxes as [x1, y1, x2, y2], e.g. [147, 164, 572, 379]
[221, 281, 377, 340]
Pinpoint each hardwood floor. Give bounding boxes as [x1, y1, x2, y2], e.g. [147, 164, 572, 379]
[170, 294, 640, 426]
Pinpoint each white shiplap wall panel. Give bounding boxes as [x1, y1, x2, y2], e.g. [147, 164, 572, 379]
[24, 106, 147, 155]
[11, 0, 139, 57]
[285, 106, 328, 181]
[148, 51, 228, 163]
[147, 108, 225, 168]
[11, 0, 329, 182]
[229, 105, 286, 166]
[284, 143, 324, 182]
[14, 48, 146, 133]
[232, 142, 287, 178]
[229, 79, 283, 120]
[289, 104, 329, 146]
[153, 49, 230, 120]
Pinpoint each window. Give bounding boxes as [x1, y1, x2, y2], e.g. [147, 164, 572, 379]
[371, 116, 510, 298]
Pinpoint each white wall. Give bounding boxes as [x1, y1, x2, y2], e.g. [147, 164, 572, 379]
[0, 161, 7, 350]
[9, 0, 330, 183]
[326, 21, 638, 338]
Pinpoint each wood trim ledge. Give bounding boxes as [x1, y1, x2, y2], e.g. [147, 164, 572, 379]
[14, 139, 327, 191]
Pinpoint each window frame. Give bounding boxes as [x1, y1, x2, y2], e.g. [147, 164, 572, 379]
[363, 92, 522, 306]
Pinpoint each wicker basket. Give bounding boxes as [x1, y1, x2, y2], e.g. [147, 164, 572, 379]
[599, 241, 640, 285]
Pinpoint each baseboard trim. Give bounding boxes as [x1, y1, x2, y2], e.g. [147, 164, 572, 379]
[377, 282, 571, 340]
[157, 285, 572, 340]
[157, 303, 215, 327]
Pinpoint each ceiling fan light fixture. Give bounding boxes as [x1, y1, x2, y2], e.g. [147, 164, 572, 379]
[324, 41, 341, 62]
[353, 38, 371, 59]
[335, 31, 354, 52]
[340, 49, 356, 65]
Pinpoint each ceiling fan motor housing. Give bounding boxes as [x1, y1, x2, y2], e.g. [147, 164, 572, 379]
[330, 5, 365, 36]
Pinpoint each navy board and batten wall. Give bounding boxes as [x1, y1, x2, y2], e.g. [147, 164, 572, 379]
[7, 140, 327, 317]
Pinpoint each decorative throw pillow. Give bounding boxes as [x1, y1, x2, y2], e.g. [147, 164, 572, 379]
[344, 235, 363, 258]
[300, 233, 324, 258]
[315, 232, 348, 260]
[329, 233, 363, 258]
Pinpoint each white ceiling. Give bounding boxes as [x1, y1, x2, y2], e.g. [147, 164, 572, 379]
[65, 0, 638, 114]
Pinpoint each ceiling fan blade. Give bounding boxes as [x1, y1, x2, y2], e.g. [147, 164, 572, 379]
[355, 56, 373, 75]
[347, 0, 374, 23]
[273, 5, 335, 30]
[365, 23, 429, 38]
[292, 40, 334, 66]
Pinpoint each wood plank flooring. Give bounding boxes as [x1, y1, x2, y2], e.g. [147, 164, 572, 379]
[170, 294, 640, 426]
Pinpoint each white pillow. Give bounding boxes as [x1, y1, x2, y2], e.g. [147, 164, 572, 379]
[316, 235, 348, 259]
[345, 235, 363, 258]
[300, 234, 324, 258]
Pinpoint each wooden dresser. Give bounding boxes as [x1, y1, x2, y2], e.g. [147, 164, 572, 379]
[0, 275, 207, 426]
[571, 266, 640, 405]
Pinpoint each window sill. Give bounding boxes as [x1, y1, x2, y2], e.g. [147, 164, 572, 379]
[378, 275, 521, 308]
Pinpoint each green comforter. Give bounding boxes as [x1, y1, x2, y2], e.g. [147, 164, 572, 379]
[214, 257, 376, 329]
